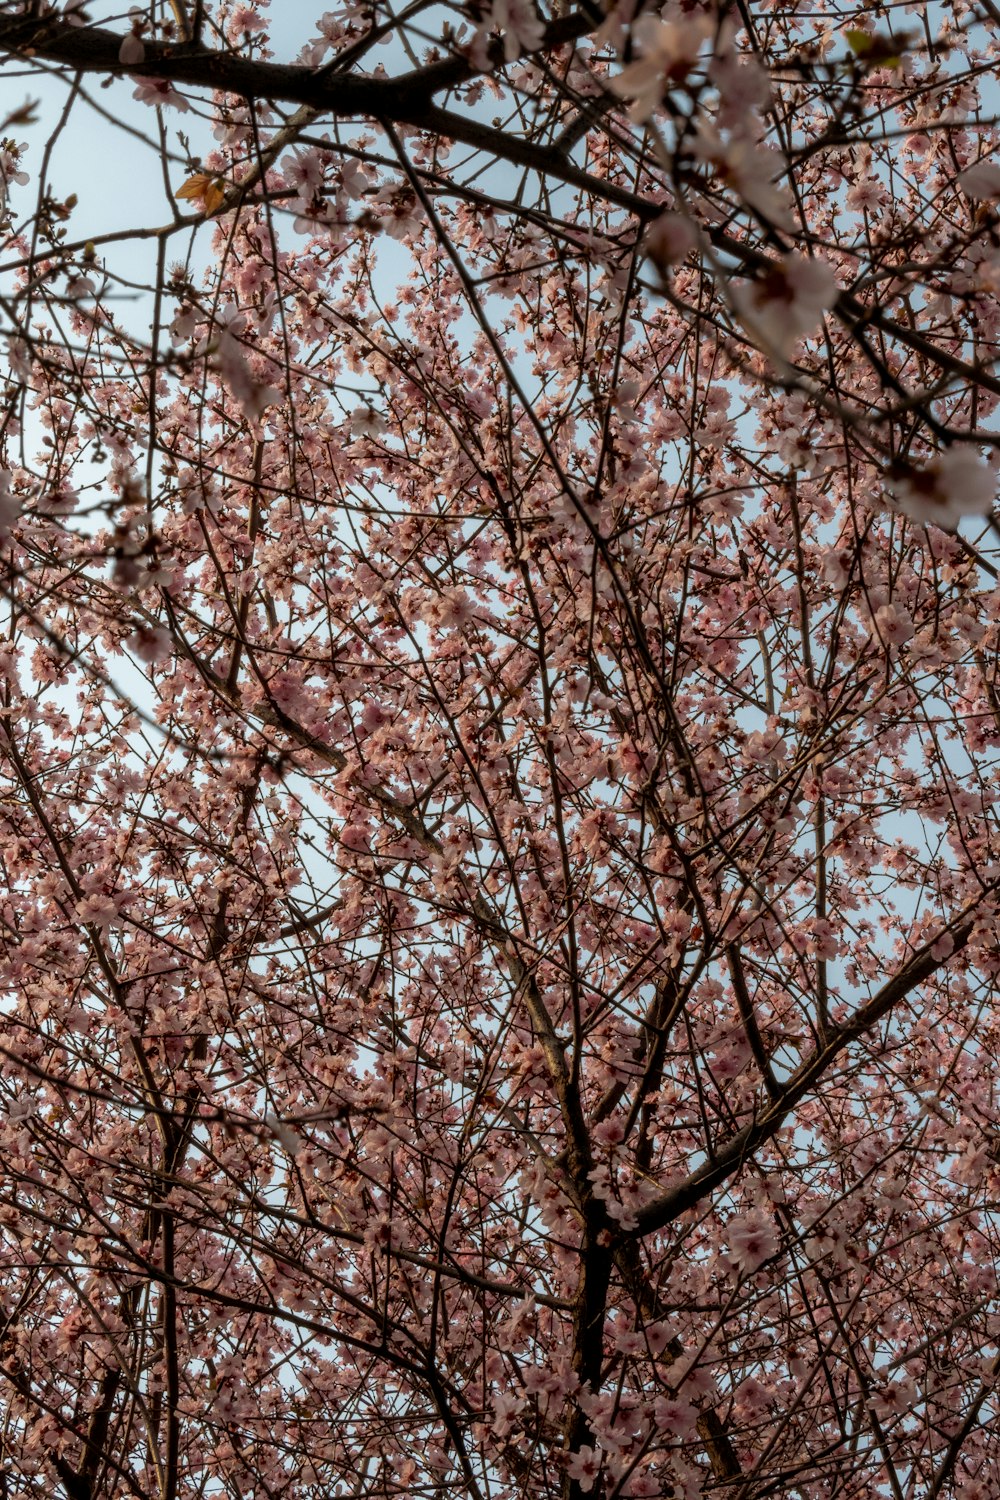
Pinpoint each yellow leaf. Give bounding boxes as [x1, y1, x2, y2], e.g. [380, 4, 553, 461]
[203, 179, 226, 214]
[844, 28, 903, 66]
[176, 172, 226, 214]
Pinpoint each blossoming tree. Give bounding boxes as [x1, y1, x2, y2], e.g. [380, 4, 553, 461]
[2, 0, 1000, 1496]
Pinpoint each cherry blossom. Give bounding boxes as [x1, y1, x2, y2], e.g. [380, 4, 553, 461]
[873, 601, 915, 649]
[0, 470, 19, 537]
[958, 161, 1000, 199]
[132, 77, 190, 111]
[215, 328, 280, 420]
[121, 34, 147, 69]
[887, 447, 996, 529]
[471, 0, 546, 68]
[228, 4, 269, 40]
[566, 1446, 603, 1493]
[693, 124, 794, 226]
[0, 144, 26, 224]
[608, 13, 713, 122]
[644, 211, 698, 273]
[2, 5, 1000, 1500]
[730, 253, 839, 358]
[126, 625, 172, 662]
[726, 1210, 780, 1277]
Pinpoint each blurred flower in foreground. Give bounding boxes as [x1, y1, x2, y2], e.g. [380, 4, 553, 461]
[886, 448, 996, 529]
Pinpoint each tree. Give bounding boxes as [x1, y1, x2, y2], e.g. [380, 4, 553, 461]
[1, 0, 1000, 1495]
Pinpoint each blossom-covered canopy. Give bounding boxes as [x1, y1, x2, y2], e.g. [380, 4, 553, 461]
[1, 2, 1000, 1498]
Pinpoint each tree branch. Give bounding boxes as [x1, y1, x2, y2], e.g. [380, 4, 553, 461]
[632, 896, 995, 1236]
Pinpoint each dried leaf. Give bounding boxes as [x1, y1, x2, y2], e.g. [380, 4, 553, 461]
[176, 171, 209, 200]
[0, 100, 39, 131]
[176, 172, 226, 214]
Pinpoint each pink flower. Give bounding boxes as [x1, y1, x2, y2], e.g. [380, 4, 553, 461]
[228, 4, 269, 39]
[127, 626, 172, 663]
[712, 52, 771, 126]
[73, 893, 120, 929]
[693, 124, 792, 226]
[566, 1445, 602, 1493]
[493, 0, 545, 61]
[609, 14, 713, 122]
[593, 1116, 626, 1147]
[283, 150, 325, 194]
[808, 917, 841, 961]
[0, 145, 29, 192]
[644, 1321, 676, 1358]
[869, 1378, 918, 1422]
[727, 1208, 779, 1276]
[645, 212, 698, 272]
[264, 1114, 303, 1155]
[470, 0, 545, 68]
[349, 406, 388, 438]
[374, 185, 424, 242]
[490, 1388, 525, 1437]
[846, 179, 884, 213]
[623, 1471, 660, 1498]
[6, 337, 30, 382]
[292, 194, 343, 237]
[133, 78, 189, 112]
[169, 305, 199, 345]
[0, 471, 20, 538]
[873, 602, 915, 649]
[652, 1394, 699, 1439]
[731, 254, 839, 358]
[341, 159, 370, 200]
[0, 143, 28, 220]
[958, 160, 1000, 198]
[886, 447, 995, 529]
[216, 330, 279, 421]
[39, 483, 78, 515]
[743, 727, 786, 765]
[65, 273, 95, 300]
[119, 30, 145, 67]
[821, 547, 852, 588]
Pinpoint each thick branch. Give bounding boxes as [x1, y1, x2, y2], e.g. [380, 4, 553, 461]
[632, 898, 993, 1236]
[0, 11, 594, 116]
[5, 13, 998, 420]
